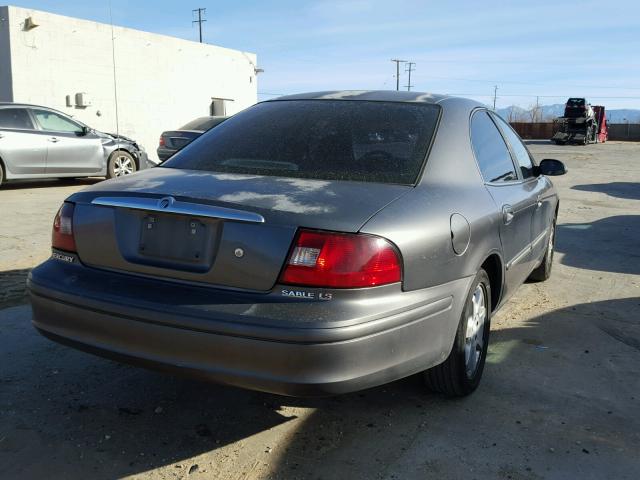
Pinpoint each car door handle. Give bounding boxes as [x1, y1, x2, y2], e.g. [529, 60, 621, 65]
[48, 137, 59, 143]
[502, 205, 514, 225]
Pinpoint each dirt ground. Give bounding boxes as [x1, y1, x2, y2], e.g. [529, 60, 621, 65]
[1, 142, 639, 479]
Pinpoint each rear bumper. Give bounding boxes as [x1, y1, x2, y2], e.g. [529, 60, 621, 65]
[28, 258, 471, 396]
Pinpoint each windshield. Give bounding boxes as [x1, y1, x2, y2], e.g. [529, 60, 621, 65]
[179, 117, 226, 131]
[163, 100, 440, 184]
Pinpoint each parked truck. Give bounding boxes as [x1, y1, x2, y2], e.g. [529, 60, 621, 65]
[551, 98, 608, 145]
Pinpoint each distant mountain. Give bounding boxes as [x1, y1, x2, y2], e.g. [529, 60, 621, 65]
[497, 104, 640, 123]
[606, 109, 640, 123]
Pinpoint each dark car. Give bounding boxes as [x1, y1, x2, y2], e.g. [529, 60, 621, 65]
[157, 116, 227, 161]
[563, 98, 594, 119]
[29, 91, 566, 398]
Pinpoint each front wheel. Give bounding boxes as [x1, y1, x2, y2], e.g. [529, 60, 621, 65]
[107, 151, 137, 179]
[424, 269, 491, 397]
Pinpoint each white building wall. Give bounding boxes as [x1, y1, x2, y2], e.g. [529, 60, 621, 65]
[2, 5, 258, 161]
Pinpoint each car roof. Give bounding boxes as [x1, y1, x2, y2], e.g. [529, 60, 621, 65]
[0, 102, 67, 114]
[267, 90, 455, 104]
[0, 102, 50, 108]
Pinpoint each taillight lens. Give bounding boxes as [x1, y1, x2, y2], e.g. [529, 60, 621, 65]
[159, 136, 165, 147]
[280, 230, 402, 288]
[52, 202, 76, 252]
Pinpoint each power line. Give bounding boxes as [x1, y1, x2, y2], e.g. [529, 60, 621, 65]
[391, 59, 407, 91]
[448, 93, 640, 99]
[192, 8, 206, 43]
[405, 62, 416, 91]
[414, 74, 640, 91]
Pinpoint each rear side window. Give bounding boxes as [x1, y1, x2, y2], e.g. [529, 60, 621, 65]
[491, 114, 535, 179]
[163, 100, 440, 185]
[470, 111, 517, 183]
[0, 108, 34, 129]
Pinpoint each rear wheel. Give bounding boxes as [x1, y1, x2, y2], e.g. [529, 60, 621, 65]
[529, 221, 555, 282]
[424, 269, 491, 397]
[107, 151, 137, 178]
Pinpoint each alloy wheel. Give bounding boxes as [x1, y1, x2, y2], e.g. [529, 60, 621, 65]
[113, 155, 134, 177]
[464, 284, 487, 378]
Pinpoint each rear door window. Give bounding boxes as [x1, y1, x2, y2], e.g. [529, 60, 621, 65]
[491, 114, 535, 179]
[163, 100, 441, 185]
[470, 111, 517, 183]
[0, 108, 34, 130]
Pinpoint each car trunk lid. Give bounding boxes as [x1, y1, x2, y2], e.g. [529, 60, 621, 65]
[68, 167, 410, 291]
[160, 130, 202, 149]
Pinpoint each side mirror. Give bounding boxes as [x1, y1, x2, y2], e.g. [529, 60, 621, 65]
[77, 126, 90, 136]
[537, 158, 567, 176]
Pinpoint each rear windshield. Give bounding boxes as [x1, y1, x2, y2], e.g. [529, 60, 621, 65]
[567, 98, 585, 106]
[179, 117, 226, 131]
[163, 100, 440, 184]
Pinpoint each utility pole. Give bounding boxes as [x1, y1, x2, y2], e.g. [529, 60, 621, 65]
[391, 59, 407, 91]
[192, 8, 206, 43]
[405, 62, 416, 91]
[492, 85, 498, 110]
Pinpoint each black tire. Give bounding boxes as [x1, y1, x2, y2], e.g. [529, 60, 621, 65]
[529, 220, 555, 282]
[107, 150, 137, 179]
[424, 269, 491, 397]
[0, 161, 4, 187]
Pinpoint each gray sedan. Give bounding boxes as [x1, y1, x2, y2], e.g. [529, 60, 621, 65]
[0, 103, 148, 187]
[28, 91, 566, 397]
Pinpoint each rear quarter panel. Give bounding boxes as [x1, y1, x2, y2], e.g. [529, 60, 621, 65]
[360, 98, 503, 291]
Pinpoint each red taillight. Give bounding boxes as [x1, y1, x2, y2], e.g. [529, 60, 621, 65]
[52, 202, 76, 252]
[279, 230, 402, 288]
[159, 136, 165, 147]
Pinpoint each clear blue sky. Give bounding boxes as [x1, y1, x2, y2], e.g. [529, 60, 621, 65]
[8, 0, 640, 109]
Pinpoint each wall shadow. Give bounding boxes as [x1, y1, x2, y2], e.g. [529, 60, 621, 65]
[572, 182, 640, 201]
[524, 139, 554, 145]
[555, 215, 640, 275]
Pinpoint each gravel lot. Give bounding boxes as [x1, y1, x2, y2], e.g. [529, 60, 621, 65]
[1, 142, 639, 479]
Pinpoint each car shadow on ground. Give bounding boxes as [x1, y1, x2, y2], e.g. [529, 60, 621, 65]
[0, 268, 31, 306]
[555, 215, 640, 275]
[0, 178, 103, 190]
[1, 297, 639, 478]
[268, 297, 640, 479]
[572, 182, 640, 201]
